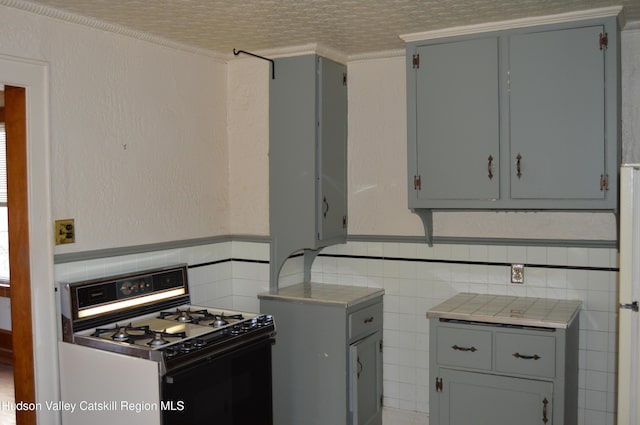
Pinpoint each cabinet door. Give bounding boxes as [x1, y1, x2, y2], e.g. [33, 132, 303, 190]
[509, 25, 606, 200]
[437, 369, 553, 425]
[414, 37, 500, 203]
[317, 57, 348, 243]
[350, 332, 382, 425]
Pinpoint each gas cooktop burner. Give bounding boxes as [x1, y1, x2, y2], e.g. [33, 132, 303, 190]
[91, 322, 187, 345]
[157, 308, 245, 326]
[148, 332, 170, 347]
[210, 313, 244, 327]
[158, 308, 214, 324]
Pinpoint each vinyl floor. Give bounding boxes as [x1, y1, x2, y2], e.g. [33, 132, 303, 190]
[0, 363, 15, 425]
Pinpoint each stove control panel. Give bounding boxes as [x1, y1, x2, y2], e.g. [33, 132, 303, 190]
[68, 265, 190, 326]
[119, 276, 153, 296]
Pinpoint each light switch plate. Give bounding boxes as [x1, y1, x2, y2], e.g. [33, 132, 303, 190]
[511, 264, 524, 284]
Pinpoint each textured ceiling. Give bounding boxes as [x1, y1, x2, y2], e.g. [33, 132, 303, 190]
[17, 0, 640, 57]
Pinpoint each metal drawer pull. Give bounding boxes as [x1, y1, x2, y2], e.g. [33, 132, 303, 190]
[364, 317, 374, 324]
[451, 344, 477, 352]
[323, 196, 329, 218]
[487, 155, 494, 180]
[542, 398, 549, 424]
[513, 352, 541, 360]
[516, 153, 523, 178]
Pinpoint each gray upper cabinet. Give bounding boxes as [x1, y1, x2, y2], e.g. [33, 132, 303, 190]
[414, 36, 500, 202]
[509, 25, 607, 201]
[406, 15, 620, 211]
[269, 54, 347, 287]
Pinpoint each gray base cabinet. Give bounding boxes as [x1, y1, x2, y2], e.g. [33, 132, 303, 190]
[406, 14, 620, 211]
[259, 284, 383, 425]
[439, 369, 553, 425]
[429, 316, 579, 425]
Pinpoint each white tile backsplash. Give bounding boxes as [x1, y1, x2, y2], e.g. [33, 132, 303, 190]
[54, 238, 618, 425]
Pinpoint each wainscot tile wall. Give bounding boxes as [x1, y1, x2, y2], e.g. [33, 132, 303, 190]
[54, 239, 619, 425]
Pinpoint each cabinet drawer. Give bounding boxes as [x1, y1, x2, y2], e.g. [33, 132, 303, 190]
[436, 326, 492, 370]
[350, 303, 382, 341]
[496, 332, 555, 378]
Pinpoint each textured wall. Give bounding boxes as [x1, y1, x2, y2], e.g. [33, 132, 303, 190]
[622, 28, 640, 163]
[228, 38, 638, 240]
[227, 57, 270, 235]
[346, 55, 620, 240]
[0, 5, 230, 254]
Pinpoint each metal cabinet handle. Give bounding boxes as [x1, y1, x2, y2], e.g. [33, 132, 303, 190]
[323, 196, 329, 218]
[451, 344, 477, 352]
[542, 398, 549, 424]
[513, 352, 541, 360]
[364, 317, 374, 324]
[357, 357, 363, 379]
[487, 155, 494, 180]
[516, 153, 523, 178]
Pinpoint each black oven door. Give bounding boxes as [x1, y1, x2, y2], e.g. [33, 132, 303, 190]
[162, 337, 274, 425]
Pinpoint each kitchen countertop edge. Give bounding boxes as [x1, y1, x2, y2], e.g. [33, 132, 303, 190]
[258, 282, 384, 308]
[426, 293, 582, 329]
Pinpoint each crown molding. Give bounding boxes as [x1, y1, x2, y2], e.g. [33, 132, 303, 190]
[1, 0, 227, 60]
[348, 49, 405, 62]
[240, 43, 348, 64]
[400, 6, 624, 42]
[233, 44, 406, 64]
[625, 19, 640, 30]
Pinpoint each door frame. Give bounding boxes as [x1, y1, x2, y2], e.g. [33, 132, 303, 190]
[5, 85, 35, 425]
[1, 54, 57, 424]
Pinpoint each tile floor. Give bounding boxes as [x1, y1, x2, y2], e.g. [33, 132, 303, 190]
[383, 407, 429, 424]
[0, 363, 15, 425]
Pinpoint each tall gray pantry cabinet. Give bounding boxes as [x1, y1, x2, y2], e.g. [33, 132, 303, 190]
[269, 54, 348, 288]
[259, 284, 384, 425]
[406, 15, 620, 212]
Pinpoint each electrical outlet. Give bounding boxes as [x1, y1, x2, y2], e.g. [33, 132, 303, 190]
[511, 264, 524, 284]
[55, 219, 75, 245]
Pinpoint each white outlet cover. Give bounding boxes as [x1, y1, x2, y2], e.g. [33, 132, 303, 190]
[511, 264, 525, 284]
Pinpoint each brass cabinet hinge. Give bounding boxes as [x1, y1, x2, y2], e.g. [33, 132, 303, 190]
[600, 32, 608, 50]
[600, 174, 609, 191]
[414, 175, 422, 191]
[435, 377, 443, 392]
[413, 54, 420, 69]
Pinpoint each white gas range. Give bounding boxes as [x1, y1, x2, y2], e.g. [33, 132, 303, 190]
[58, 264, 275, 425]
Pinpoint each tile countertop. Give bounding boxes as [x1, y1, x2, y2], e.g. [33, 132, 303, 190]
[427, 293, 581, 329]
[258, 283, 384, 308]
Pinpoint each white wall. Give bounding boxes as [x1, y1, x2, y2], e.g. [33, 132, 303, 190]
[0, 4, 229, 423]
[227, 57, 270, 235]
[0, 4, 230, 255]
[226, 37, 640, 241]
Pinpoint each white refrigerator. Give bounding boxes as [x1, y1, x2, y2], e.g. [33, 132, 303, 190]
[618, 164, 640, 425]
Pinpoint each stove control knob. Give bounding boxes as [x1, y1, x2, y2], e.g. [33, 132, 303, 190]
[164, 347, 178, 358]
[120, 281, 133, 296]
